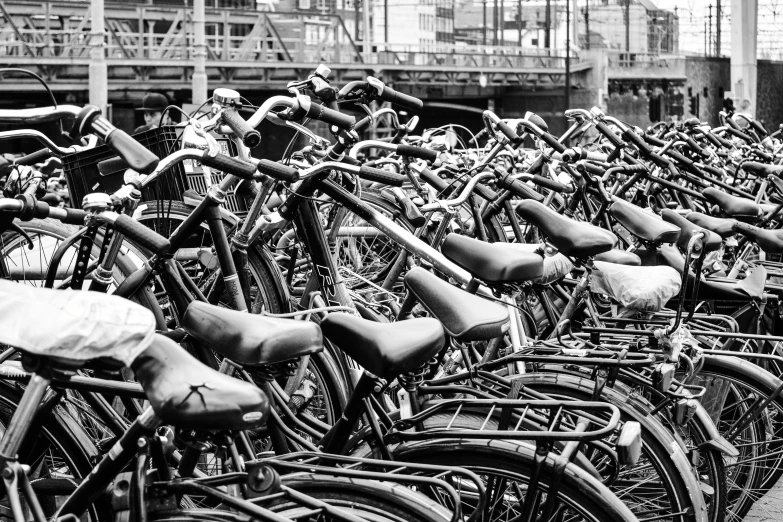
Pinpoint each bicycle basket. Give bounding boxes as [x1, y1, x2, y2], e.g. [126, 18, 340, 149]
[62, 126, 187, 208]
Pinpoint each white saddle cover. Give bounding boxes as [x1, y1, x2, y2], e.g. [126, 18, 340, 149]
[512, 243, 574, 284]
[0, 280, 155, 365]
[591, 261, 681, 313]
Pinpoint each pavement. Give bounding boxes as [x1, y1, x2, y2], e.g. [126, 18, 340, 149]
[744, 475, 783, 521]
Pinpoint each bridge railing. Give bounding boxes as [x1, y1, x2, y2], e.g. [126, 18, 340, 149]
[0, 0, 579, 68]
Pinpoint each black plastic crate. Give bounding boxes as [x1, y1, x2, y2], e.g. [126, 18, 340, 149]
[62, 126, 187, 209]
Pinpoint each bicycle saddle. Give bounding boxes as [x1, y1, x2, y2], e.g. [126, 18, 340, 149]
[515, 200, 617, 258]
[0, 279, 155, 366]
[658, 245, 755, 300]
[404, 267, 509, 341]
[440, 234, 544, 284]
[594, 249, 641, 266]
[703, 187, 762, 220]
[743, 162, 783, 177]
[732, 221, 783, 254]
[661, 209, 722, 254]
[608, 200, 680, 245]
[132, 335, 270, 430]
[685, 212, 736, 238]
[320, 314, 445, 380]
[592, 261, 681, 312]
[182, 301, 322, 366]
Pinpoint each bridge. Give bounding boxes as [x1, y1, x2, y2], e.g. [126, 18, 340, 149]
[0, 0, 591, 93]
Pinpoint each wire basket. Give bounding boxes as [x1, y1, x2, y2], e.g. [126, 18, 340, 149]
[62, 126, 187, 209]
[182, 137, 248, 215]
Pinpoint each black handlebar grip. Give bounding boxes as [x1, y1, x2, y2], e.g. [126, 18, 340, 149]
[222, 108, 261, 148]
[15, 148, 52, 166]
[524, 154, 545, 174]
[539, 132, 566, 154]
[496, 120, 519, 141]
[104, 126, 159, 175]
[394, 192, 426, 227]
[702, 164, 725, 177]
[684, 136, 708, 157]
[725, 127, 754, 144]
[594, 121, 624, 149]
[418, 167, 448, 192]
[30, 201, 51, 219]
[200, 153, 257, 179]
[256, 159, 299, 182]
[63, 207, 88, 226]
[755, 149, 774, 162]
[357, 165, 406, 187]
[529, 174, 568, 193]
[396, 145, 438, 163]
[496, 172, 545, 202]
[750, 119, 768, 137]
[340, 156, 361, 166]
[306, 102, 355, 130]
[666, 150, 695, 169]
[710, 132, 733, 148]
[622, 129, 653, 158]
[380, 86, 424, 113]
[114, 214, 171, 255]
[642, 133, 666, 147]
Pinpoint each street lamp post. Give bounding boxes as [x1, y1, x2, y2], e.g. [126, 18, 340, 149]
[192, 0, 208, 105]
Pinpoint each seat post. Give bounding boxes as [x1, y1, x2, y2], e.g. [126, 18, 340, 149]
[0, 373, 51, 459]
[321, 371, 380, 454]
[547, 258, 594, 340]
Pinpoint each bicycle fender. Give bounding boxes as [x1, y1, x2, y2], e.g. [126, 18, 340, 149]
[693, 403, 740, 458]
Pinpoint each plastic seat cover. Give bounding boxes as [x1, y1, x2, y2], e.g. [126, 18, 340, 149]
[591, 261, 681, 312]
[0, 280, 155, 365]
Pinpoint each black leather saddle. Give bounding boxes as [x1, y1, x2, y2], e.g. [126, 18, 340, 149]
[516, 200, 616, 258]
[703, 187, 761, 220]
[658, 245, 755, 301]
[686, 212, 736, 238]
[743, 162, 783, 177]
[594, 249, 641, 266]
[320, 314, 445, 380]
[440, 234, 544, 284]
[661, 209, 722, 254]
[132, 335, 270, 431]
[732, 221, 783, 254]
[404, 267, 509, 341]
[182, 301, 323, 366]
[608, 200, 680, 245]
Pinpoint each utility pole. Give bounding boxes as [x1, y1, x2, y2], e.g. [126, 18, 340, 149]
[384, 0, 388, 45]
[544, 0, 551, 50]
[704, 19, 707, 55]
[483, 0, 487, 45]
[499, 0, 504, 46]
[585, 0, 590, 50]
[517, 0, 522, 46]
[493, 0, 498, 45]
[89, 0, 107, 113]
[624, 0, 630, 53]
[363, 0, 371, 60]
[565, 0, 571, 119]
[192, 0, 208, 105]
[354, 0, 360, 41]
[708, 4, 712, 56]
[716, 0, 721, 56]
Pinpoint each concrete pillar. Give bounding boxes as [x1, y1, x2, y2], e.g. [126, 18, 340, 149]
[89, 0, 108, 114]
[731, 0, 757, 117]
[192, 0, 208, 105]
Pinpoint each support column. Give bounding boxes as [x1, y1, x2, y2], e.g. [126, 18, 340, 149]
[731, 0, 757, 116]
[192, 0, 208, 105]
[89, 0, 108, 114]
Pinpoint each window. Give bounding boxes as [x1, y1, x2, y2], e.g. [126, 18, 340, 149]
[531, 38, 538, 46]
[298, 0, 311, 9]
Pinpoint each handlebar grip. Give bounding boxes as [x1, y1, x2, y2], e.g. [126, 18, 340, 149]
[63, 207, 88, 226]
[622, 129, 653, 158]
[496, 172, 545, 202]
[595, 121, 625, 149]
[103, 125, 159, 175]
[340, 155, 362, 166]
[357, 165, 406, 187]
[222, 108, 262, 148]
[528, 174, 568, 193]
[750, 119, 768, 137]
[380, 86, 424, 113]
[524, 154, 545, 174]
[114, 214, 170, 255]
[200, 153, 257, 179]
[642, 133, 666, 147]
[354, 115, 373, 133]
[539, 132, 566, 154]
[396, 145, 438, 163]
[15, 148, 52, 166]
[392, 190, 426, 228]
[684, 136, 708, 157]
[418, 166, 448, 192]
[725, 127, 754, 144]
[97, 156, 130, 176]
[256, 159, 299, 182]
[496, 120, 519, 141]
[306, 102, 355, 130]
[702, 164, 724, 177]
